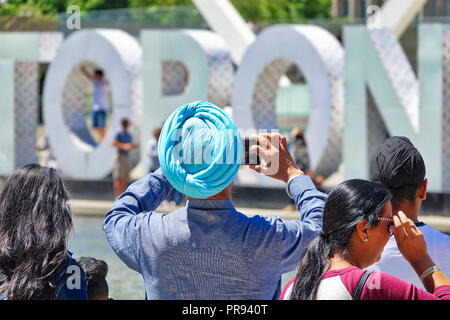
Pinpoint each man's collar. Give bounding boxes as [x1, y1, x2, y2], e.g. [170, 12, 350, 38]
[186, 199, 235, 210]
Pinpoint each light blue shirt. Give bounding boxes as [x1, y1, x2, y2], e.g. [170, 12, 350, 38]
[92, 80, 109, 112]
[103, 169, 326, 299]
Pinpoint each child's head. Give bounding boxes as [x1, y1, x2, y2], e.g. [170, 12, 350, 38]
[121, 118, 130, 131]
[94, 69, 104, 82]
[153, 127, 161, 140]
[76, 257, 109, 300]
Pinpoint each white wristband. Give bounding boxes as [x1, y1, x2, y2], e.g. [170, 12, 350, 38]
[286, 174, 302, 199]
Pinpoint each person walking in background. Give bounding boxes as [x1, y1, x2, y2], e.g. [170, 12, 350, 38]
[0, 164, 87, 300]
[103, 100, 325, 299]
[147, 127, 161, 173]
[289, 128, 324, 186]
[146, 126, 181, 208]
[284, 128, 324, 210]
[289, 128, 310, 173]
[80, 66, 110, 142]
[281, 179, 450, 300]
[76, 257, 111, 300]
[367, 136, 450, 288]
[112, 118, 139, 198]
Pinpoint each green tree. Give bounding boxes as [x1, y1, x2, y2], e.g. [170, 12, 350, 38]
[68, 0, 130, 11]
[230, 0, 331, 22]
[1, 0, 331, 22]
[129, 0, 192, 7]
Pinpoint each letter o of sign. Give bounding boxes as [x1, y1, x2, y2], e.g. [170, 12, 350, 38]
[43, 29, 142, 179]
[232, 25, 344, 178]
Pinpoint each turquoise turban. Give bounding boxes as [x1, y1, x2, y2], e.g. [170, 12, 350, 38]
[158, 100, 243, 199]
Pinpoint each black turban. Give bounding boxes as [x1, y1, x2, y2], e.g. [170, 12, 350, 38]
[369, 136, 425, 189]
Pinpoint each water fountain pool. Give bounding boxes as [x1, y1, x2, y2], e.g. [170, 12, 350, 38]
[69, 216, 145, 300]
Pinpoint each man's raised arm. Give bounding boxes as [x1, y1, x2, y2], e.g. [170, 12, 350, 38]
[102, 168, 173, 271]
[249, 133, 326, 272]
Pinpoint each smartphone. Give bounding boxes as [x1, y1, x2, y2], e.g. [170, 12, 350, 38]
[242, 137, 260, 165]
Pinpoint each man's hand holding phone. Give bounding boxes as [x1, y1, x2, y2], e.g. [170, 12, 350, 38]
[246, 133, 304, 183]
[242, 137, 261, 166]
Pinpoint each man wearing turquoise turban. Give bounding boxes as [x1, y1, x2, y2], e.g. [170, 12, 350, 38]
[103, 100, 326, 299]
[157, 100, 243, 199]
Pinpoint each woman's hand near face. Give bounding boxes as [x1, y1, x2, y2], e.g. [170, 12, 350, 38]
[391, 211, 450, 291]
[392, 211, 428, 266]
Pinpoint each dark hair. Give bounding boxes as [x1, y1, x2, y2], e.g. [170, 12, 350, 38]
[290, 179, 391, 300]
[121, 118, 129, 127]
[76, 257, 109, 300]
[385, 184, 421, 211]
[369, 136, 425, 211]
[94, 69, 104, 77]
[153, 127, 161, 139]
[0, 164, 73, 299]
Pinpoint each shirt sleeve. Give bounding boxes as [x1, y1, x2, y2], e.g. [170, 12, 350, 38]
[102, 168, 173, 272]
[348, 270, 450, 300]
[277, 175, 327, 273]
[426, 226, 450, 282]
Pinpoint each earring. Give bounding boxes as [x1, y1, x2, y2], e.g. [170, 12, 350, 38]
[363, 236, 368, 243]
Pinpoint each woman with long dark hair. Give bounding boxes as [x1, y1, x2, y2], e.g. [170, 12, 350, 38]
[0, 164, 87, 299]
[280, 179, 450, 300]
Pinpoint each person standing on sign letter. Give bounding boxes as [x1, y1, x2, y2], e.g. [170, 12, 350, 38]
[80, 66, 110, 142]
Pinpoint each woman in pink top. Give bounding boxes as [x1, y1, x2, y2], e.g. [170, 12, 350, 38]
[280, 179, 450, 300]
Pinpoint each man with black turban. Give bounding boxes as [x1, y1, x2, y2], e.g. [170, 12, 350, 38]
[368, 136, 450, 288]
